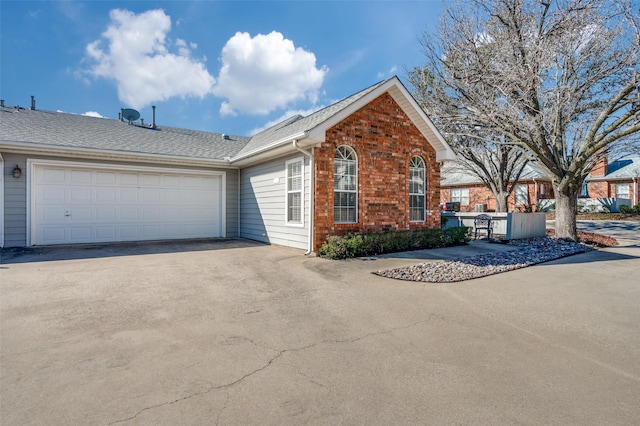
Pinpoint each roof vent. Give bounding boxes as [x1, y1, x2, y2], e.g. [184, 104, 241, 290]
[30, 96, 36, 110]
[223, 134, 230, 140]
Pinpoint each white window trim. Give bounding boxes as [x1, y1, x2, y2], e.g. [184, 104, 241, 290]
[334, 146, 358, 224]
[616, 183, 630, 199]
[515, 184, 528, 205]
[409, 156, 426, 222]
[451, 187, 470, 206]
[285, 157, 305, 227]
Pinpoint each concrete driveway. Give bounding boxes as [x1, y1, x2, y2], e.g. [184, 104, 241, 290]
[2, 229, 640, 425]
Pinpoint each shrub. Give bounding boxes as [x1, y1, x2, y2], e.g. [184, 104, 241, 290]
[633, 204, 640, 214]
[620, 204, 632, 214]
[318, 227, 471, 259]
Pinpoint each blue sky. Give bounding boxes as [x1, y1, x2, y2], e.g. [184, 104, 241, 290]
[1, 1, 445, 136]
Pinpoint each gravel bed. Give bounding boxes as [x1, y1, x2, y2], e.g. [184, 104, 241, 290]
[374, 238, 593, 283]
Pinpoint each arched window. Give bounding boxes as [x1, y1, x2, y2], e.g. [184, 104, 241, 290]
[409, 156, 426, 221]
[334, 146, 357, 223]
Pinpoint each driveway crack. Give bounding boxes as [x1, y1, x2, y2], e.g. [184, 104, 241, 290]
[108, 316, 438, 424]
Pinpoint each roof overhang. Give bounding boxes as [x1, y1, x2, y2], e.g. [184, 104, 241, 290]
[229, 131, 309, 167]
[0, 141, 237, 169]
[306, 77, 456, 162]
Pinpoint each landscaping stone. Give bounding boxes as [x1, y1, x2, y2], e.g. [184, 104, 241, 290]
[374, 237, 593, 283]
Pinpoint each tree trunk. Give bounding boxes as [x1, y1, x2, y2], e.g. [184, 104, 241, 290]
[554, 186, 579, 241]
[495, 192, 509, 212]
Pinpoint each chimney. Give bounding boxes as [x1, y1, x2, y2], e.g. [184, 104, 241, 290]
[590, 151, 608, 177]
[30, 96, 36, 110]
[152, 105, 156, 129]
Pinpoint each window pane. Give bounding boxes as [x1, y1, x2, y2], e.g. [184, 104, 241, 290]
[516, 184, 528, 204]
[616, 184, 629, 198]
[288, 193, 301, 222]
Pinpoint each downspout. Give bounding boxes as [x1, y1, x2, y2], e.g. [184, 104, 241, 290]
[634, 176, 638, 206]
[293, 140, 314, 255]
[533, 178, 538, 203]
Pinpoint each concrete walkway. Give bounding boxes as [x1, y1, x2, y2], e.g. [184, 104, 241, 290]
[1, 227, 639, 425]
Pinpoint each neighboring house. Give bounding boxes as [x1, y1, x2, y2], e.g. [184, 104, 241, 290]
[0, 77, 455, 251]
[439, 155, 640, 212]
[439, 161, 553, 212]
[584, 155, 640, 206]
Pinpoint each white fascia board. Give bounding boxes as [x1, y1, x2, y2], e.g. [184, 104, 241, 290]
[305, 77, 456, 162]
[0, 141, 236, 169]
[229, 131, 308, 166]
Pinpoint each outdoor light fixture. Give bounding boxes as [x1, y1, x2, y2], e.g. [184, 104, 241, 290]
[12, 165, 22, 179]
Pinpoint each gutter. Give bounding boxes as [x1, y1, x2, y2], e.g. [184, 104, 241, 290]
[0, 141, 237, 169]
[293, 139, 315, 255]
[230, 131, 308, 164]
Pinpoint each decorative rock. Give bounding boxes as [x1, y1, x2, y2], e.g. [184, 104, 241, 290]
[374, 238, 593, 283]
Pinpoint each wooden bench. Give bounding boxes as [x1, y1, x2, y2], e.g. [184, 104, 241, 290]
[473, 214, 494, 239]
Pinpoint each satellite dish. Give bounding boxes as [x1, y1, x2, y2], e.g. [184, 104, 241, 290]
[121, 108, 140, 123]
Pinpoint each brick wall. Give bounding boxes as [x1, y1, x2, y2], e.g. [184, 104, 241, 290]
[312, 92, 440, 251]
[441, 181, 555, 212]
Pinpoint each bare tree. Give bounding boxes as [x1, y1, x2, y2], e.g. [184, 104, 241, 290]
[410, 67, 531, 212]
[417, 0, 640, 239]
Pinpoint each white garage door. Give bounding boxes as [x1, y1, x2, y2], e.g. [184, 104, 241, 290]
[32, 163, 224, 245]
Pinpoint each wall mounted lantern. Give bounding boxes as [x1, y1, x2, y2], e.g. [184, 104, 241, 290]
[12, 165, 22, 179]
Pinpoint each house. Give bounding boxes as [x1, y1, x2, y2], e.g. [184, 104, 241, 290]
[584, 155, 640, 206]
[439, 161, 554, 212]
[0, 77, 456, 251]
[439, 155, 640, 212]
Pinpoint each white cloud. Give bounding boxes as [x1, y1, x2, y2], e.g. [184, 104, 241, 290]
[82, 111, 106, 118]
[377, 65, 398, 79]
[84, 9, 215, 109]
[213, 31, 328, 116]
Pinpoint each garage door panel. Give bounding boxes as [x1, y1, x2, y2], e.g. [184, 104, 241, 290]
[70, 227, 92, 241]
[42, 168, 66, 183]
[71, 188, 91, 202]
[120, 189, 138, 202]
[96, 171, 116, 185]
[96, 208, 116, 221]
[41, 207, 65, 222]
[42, 187, 65, 202]
[96, 188, 117, 203]
[96, 227, 116, 240]
[33, 164, 223, 245]
[70, 170, 92, 184]
[70, 207, 93, 221]
[120, 173, 138, 185]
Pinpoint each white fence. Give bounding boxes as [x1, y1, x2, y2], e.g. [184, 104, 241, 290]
[442, 212, 546, 240]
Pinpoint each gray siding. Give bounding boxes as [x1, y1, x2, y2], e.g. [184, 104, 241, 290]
[240, 154, 310, 250]
[225, 168, 239, 237]
[0, 152, 237, 247]
[2, 153, 27, 247]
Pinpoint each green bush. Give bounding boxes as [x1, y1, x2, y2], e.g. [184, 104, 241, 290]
[318, 227, 471, 259]
[620, 204, 632, 214]
[633, 204, 640, 214]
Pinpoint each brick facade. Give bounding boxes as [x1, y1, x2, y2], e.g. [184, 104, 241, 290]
[440, 181, 555, 212]
[312, 92, 441, 251]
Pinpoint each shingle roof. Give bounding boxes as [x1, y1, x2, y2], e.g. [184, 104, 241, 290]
[1, 76, 454, 165]
[0, 106, 250, 161]
[235, 79, 389, 158]
[588, 155, 640, 180]
[441, 161, 550, 186]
